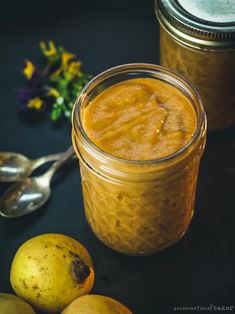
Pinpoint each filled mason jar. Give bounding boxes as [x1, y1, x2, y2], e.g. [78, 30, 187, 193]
[72, 64, 206, 256]
[156, 0, 235, 130]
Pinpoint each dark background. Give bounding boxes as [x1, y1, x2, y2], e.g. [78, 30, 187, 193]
[1, 1, 235, 313]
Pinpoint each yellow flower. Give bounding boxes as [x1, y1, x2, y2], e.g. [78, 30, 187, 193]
[50, 68, 61, 82]
[61, 52, 75, 69]
[40, 41, 57, 57]
[50, 52, 77, 81]
[27, 97, 43, 110]
[23, 60, 35, 79]
[67, 61, 82, 77]
[47, 88, 60, 98]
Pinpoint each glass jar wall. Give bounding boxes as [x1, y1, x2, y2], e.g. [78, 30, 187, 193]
[156, 0, 235, 130]
[72, 64, 206, 256]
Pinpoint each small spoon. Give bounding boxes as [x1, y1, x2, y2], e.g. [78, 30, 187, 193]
[0, 151, 65, 182]
[0, 146, 74, 218]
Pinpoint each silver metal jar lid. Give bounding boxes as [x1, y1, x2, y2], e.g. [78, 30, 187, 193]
[156, 0, 235, 48]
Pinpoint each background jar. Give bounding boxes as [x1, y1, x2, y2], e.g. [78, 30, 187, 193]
[72, 64, 206, 256]
[155, 0, 235, 130]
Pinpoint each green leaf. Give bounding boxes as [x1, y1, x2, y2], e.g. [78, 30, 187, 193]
[50, 106, 62, 121]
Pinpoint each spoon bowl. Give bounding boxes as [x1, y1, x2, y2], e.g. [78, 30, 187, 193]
[0, 176, 51, 217]
[0, 151, 64, 182]
[0, 153, 33, 182]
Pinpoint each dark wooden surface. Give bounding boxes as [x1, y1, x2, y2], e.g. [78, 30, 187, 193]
[1, 1, 235, 313]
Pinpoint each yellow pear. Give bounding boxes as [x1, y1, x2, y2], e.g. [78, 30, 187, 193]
[0, 293, 35, 314]
[10, 233, 95, 313]
[61, 294, 133, 314]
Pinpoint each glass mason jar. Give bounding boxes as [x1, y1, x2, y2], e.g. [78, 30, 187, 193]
[72, 64, 206, 256]
[155, 0, 235, 130]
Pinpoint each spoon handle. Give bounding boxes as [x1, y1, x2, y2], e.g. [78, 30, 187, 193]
[32, 152, 65, 170]
[45, 146, 75, 180]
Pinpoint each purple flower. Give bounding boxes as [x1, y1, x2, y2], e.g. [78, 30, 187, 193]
[18, 88, 31, 109]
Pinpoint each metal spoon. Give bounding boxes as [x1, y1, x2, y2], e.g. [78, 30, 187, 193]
[0, 146, 74, 218]
[0, 151, 65, 182]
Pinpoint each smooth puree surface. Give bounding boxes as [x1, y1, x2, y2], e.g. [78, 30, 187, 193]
[82, 78, 197, 160]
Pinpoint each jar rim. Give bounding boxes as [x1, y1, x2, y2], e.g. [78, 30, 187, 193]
[72, 63, 206, 166]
